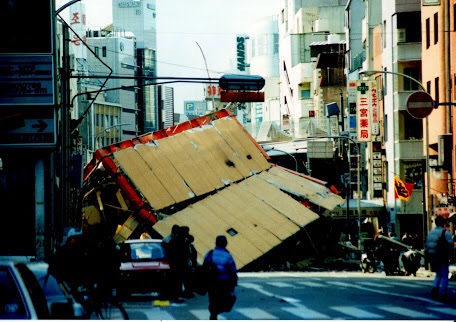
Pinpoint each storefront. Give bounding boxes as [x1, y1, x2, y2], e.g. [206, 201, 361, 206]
[324, 199, 385, 248]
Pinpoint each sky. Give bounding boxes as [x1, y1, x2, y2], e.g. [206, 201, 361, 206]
[56, 0, 280, 112]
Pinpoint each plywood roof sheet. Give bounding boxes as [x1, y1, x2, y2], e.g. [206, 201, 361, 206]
[107, 115, 344, 269]
[113, 117, 271, 211]
[151, 172, 320, 269]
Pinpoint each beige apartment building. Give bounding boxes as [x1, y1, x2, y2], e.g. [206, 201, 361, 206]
[421, 0, 456, 230]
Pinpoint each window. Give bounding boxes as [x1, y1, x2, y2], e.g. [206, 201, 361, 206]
[454, 4, 456, 31]
[383, 20, 387, 48]
[403, 68, 420, 91]
[434, 13, 438, 44]
[399, 111, 422, 140]
[94, 46, 99, 56]
[102, 46, 107, 57]
[426, 18, 430, 48]
[397, 11, 421, 43]
[435, 77, 440, 103]
[384, 114, 388, 142]
[383, 67, 387, 96]
[0, 268, 27, 319]
[300, 90, 311, 99]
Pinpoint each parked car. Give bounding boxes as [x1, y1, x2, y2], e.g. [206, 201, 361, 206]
[118, 239, 170, 297]
[0, 260, 50, 319]
[27, 262, 85, 319]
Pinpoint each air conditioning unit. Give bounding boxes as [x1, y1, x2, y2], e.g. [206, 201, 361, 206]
[397, 28, 406, 43]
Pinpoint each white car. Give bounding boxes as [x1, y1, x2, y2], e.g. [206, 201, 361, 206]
[27, 262, 85, 319]
[0, 260, 51, 319]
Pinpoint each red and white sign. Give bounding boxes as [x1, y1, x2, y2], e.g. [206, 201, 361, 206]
[206, 85, 221, 98]
[356, 80, 372, 142]
[434, 206, 453, 218]
[369, 81, 379, 135]
[406, 91, 434, 119]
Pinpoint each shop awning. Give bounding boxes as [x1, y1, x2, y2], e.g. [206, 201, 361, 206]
[329, 199, 385, 218]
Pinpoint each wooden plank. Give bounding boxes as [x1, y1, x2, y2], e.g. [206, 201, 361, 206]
[201, 124, 253, 178]
[213, 117, 271, 173]
[136, 144, 193, 203]
[182, 129, 243, 185]
[114, 148, 175, 209]
[261, 167, 345, 210]
[114, 215, 140, 244]
[231, 182, 300, 241]
[155, 136, 213, 196]
[198, 196, 264, 262]
[172, 131, 224, 190]
[190, 201, 248, 267]
[213, 189, 281, 253]
[241, 176, 320, 227]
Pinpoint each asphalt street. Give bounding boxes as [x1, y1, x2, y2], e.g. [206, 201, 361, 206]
[121, 271, 456, 320]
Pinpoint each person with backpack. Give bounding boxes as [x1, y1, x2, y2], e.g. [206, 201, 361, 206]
[203, 235, 237, 320]
[425, 216, 454, 301]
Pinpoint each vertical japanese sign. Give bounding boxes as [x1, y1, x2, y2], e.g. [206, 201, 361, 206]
[347, 81, 357, 133]
[356, 80, 371, 142]
[70, 2, 87, 60]
[370, 81, 379, 136]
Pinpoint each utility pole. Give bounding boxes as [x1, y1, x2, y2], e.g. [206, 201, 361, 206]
[60, 23, 72, 228]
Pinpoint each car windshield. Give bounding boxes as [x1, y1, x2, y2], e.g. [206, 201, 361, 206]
[123, 242, 166, 262]
[0, 266, 27, 319]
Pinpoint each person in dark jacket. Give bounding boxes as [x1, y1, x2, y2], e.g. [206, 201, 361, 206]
[161, 225, 186, 302]
[425, 216, 454, 301]
[203, 235, 237, 320]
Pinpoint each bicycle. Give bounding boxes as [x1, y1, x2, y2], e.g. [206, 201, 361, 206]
[65, 281, 129, 320]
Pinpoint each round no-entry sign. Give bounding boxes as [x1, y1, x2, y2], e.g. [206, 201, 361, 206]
[406, 91, 434, 119]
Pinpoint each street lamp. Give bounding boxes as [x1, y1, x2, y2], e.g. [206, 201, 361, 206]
[262, 146, 299, 172]
[359, 69, 430, 245]
[308, 135, 361, 249]
[359, 69, 426, 91]
[95, 123, 132, 148]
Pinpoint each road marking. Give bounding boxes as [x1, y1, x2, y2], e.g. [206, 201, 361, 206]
[282, 305, 330, 319]
[378, 305, 438, 319]
[325, 280, 438, 305]
[357, 281, 392, 288]
[240, 282, 301, 304]
[296, 281, 326, 287]
[267, 281, 294, 288]
[240, 282, 275, 297]
[236, 307, 277, 319]
[144, 308, 175, 320]
[427, 306, 456, 315]
[388, 281, 422, 288]
[331, 306, 383, 319]
[331, 281, 355, 288]
[190, 309, 224, 320]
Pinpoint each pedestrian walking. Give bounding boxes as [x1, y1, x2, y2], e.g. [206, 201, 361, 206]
[203, 235, 237, 320]
[425, 216, 454, 301]
[161, 224, 186, 302]
[182, 227, 197, 298]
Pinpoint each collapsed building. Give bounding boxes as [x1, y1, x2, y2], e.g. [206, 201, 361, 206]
[81, 109, 345, 270]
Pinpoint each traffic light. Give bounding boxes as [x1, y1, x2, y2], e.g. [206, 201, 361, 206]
[219, 74, 265, 91]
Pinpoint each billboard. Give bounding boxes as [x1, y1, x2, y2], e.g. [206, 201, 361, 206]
[0, 0, 56, 146]
[236, 35, 248, 72]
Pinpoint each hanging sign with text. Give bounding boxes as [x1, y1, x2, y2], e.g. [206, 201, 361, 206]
[356, 80, 372, 142]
